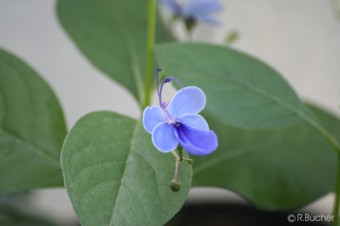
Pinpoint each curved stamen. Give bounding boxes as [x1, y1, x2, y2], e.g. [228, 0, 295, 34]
[155, 67, 181, 109]
[155, 67, 162, 107]
[159, 76, 178, 108]
[155, 68, 182, 124]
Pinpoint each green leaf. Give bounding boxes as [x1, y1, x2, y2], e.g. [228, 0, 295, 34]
[332, 0, 340, 18]
[0, 49, 66, 193]
[306, 103, 340, 138]
[57, 0, 172, 104]
[191, 104, 339, 210]
[155, 43, 314, 129]
[61, 112, 192, 226]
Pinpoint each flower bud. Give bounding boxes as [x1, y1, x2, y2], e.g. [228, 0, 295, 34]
[170, 179, 181, 192]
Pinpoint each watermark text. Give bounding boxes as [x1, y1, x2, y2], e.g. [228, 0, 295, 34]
[287, 213, 334, 223]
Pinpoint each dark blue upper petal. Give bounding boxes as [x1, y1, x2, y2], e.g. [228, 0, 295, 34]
[177, 114, 209, 131]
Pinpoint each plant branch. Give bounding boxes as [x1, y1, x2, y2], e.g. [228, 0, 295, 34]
[143, 0, 157, 108]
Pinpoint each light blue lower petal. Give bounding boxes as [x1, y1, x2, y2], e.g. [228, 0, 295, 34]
[175, 124, 218, 156]
[177, 114, 209, 131]
[152, 122, 178, 153]
[143, 106, 164, 133]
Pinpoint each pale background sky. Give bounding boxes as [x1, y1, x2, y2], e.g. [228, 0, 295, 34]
[0, 0, 339, 225]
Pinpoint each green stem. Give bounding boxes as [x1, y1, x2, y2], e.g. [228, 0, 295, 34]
[178, 146, 183, 162]
[333, 154, 340, 226]
[143, 0, 157, 108]
[172, 147, 184, 182]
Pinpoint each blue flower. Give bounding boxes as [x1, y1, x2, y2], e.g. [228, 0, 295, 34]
[159, 0, 222, 25]
[143, 69, 218, 156]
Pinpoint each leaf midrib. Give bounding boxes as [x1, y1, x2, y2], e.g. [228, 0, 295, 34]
[220, 74, 340, 148]
[159, 44, 321, 128]
[179, 61, 338, 148]
[190, 62, 311, 123]
[108, 121, 140, 225]
[0, 128, 59, 166]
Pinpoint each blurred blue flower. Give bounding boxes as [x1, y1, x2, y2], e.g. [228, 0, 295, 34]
[159, 0, 222, 26]
[143, 68, 218, 156]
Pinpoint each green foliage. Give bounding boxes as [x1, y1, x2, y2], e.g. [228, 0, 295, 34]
[155, 43, 340, 210]
[332, 0, 340, 18]
[61, 111, 192, 226]
[192, 103, 338, 210]
[155, 43, 314, 129]
[1, 1, 336, 224]
[0, 49, 66, 193]
[57, 0, 172, 104]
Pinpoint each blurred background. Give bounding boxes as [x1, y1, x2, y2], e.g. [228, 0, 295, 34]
[0, 0, 339, 225]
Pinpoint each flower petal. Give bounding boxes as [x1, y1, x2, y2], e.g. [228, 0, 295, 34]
[168, 86, 206, 118]
[174, 124, 218, 156]
[143, 106, 164, 134]
[159, 0, 182, 16]
[184, 0, 222, 14]
[177, 114, 209, 131]
[152, 122, 178, 153]
[183, 0, 222, 24]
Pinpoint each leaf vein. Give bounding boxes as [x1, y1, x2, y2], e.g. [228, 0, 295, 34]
[108, 121, 140, 225]
[0, 128, 59, 166]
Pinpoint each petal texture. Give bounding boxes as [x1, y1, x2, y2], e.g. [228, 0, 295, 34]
[168, 86, 206, 118]
[177, 114, 209, 131]
[152, 122, 178, 153]
[143, 106, 164, 133]
[175, 124, 218, 156]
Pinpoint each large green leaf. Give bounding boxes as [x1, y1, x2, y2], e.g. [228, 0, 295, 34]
[57, 0, 172, 104]
[62, 111, 192, 226]
[155, 43, 314, 129]
[191, 104, 339, 210]
[0, 48, 66, 193]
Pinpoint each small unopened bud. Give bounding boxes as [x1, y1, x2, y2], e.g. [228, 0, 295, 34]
[170, 179, 181, 192]
[184, 158, 194, 165]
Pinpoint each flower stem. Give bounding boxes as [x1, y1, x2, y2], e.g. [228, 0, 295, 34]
[333, 153, 340, 226]
[172, 147, 183, 183]
[170, 147, 183, 192]
[178, 146, 183, 162]
[174, 159, 181, 182]
[143, 0, 157, 108]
